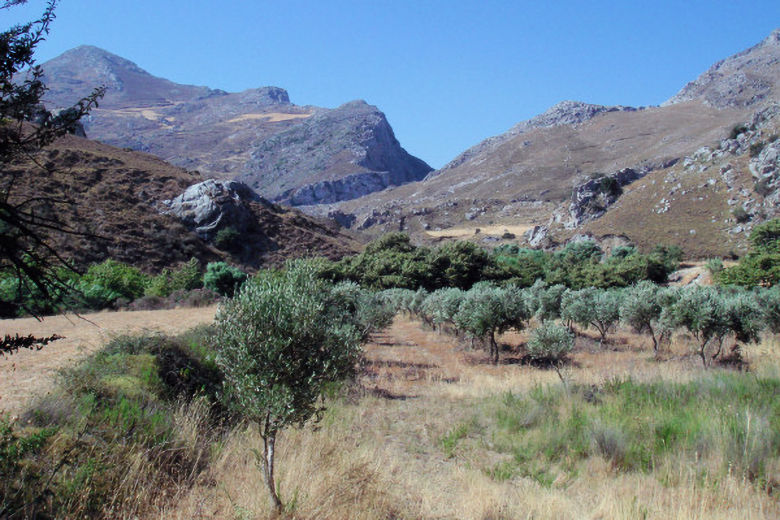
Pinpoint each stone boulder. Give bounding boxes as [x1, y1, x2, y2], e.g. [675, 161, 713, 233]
[161, 179, 262, 239]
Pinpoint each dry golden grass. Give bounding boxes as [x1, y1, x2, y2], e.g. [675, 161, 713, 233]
[160, 315, 780, 520]
[425, 224, 533, 239]
[0, 305, 218, 414]
[226, 112, 313, 123]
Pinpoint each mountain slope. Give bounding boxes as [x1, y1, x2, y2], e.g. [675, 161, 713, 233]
[37, 46, 432, 205]
[324, 29, 780, 258]
[664, 29, 780, 108]
[5, 132, 359, 272]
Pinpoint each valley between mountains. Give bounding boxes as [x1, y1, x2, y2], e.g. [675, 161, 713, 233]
[3, 15, 780, 520]
[32, 29, 780, 261]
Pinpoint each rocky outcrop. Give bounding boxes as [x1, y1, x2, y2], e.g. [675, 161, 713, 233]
[237, 100, 433, 204]
[562, 159, 680, 228]
[664, 28, 780, 109]
[523, 225, 550, 247]
[161, 179, 262, 239]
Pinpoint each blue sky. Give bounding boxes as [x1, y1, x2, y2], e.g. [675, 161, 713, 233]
[4, 1, 780, 168]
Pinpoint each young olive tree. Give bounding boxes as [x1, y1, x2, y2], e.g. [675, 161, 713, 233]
[421, 287, 464, 333]
[524, 280, 566, 323]
[561, 287, 622, 343]
[214, 261, 369, 513]
[662, 286, 728, 368]
[454, 284, 529, 363]
[526, 322, 575, 385]
[526, 322, 574, 362]
[620, 281, 663, 354]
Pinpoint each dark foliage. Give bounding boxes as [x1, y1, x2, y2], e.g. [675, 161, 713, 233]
[1, 0, 105, 316]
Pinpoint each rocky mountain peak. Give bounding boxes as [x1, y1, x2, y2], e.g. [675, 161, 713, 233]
[38, 46, 213, 109]
[761, 28, 780, 47]
[510, 100, 637, 133]
[233, 86, 291, 106]
[663, 27, 780, 109]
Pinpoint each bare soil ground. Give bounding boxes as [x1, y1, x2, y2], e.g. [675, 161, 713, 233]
[0, 306, 217, 415]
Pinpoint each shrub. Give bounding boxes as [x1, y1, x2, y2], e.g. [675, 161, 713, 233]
[82, 259, 148, 301]
[755, 177, 773, 197]
[145, 258, 202, 298]
[729, 124, 748, 140]
[705, 258, 724, 275]
[214, 226, 241, 251]
[749, 141, 766, 158]
[203, 262, 246, 297]
[732, 206, 750, 223]
[526, 322, 574, 362]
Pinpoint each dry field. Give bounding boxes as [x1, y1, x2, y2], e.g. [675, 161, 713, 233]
[170, 316, 779, 520]
[425, 224, 533, 240]
[3, 308, 778, 519]
[0, 306, 217, 415]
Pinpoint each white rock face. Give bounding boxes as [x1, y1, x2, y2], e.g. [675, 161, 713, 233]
[161, 179, 261, 238]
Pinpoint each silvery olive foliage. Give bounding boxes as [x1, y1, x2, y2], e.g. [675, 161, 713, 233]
[526, 321, 575, 362]
[214, 260, 384, 511]
[454, 284, 530, 363]
[561, 287, 622, 343]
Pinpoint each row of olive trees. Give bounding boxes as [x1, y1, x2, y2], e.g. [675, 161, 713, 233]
[382, 282, 780, 368]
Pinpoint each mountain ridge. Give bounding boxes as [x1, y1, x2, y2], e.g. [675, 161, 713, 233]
[35, 46, 432, 205]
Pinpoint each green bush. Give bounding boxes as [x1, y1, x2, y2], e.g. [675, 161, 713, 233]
[203, 262, 246, 297]
[82, 259, 148, 301]
[718, 219, 780, 286]
[526, 322, 574, 362]
[732, 206, 750, 223]
[214, 226, 241, 251]
[145, 258, 202, 298]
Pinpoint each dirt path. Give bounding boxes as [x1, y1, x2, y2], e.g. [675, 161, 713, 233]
[0, 305, 218, 415]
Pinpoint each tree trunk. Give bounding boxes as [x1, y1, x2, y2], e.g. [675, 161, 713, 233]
[648, 324, 659, 357]
[490, 331, 499, 364]
[261, 428, 283, 514]
[698, 341, 709, 369]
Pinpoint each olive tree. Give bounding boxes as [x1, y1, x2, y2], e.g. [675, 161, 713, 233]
[525, 280, 566, 323]
[756, 286, 780, 333]
[421, 287, 464, 332]
[526, 321, 574, 362]
[214, 261, 368, 512]
[620, 281, 664, 354]
[454, 284, 529, 363]
[526, 321, 575, 385]
[330, 281, 395, 340]
[662, 286, 728, 368]
[715, 291, 763, 360]
[561, 287, 622, 343]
